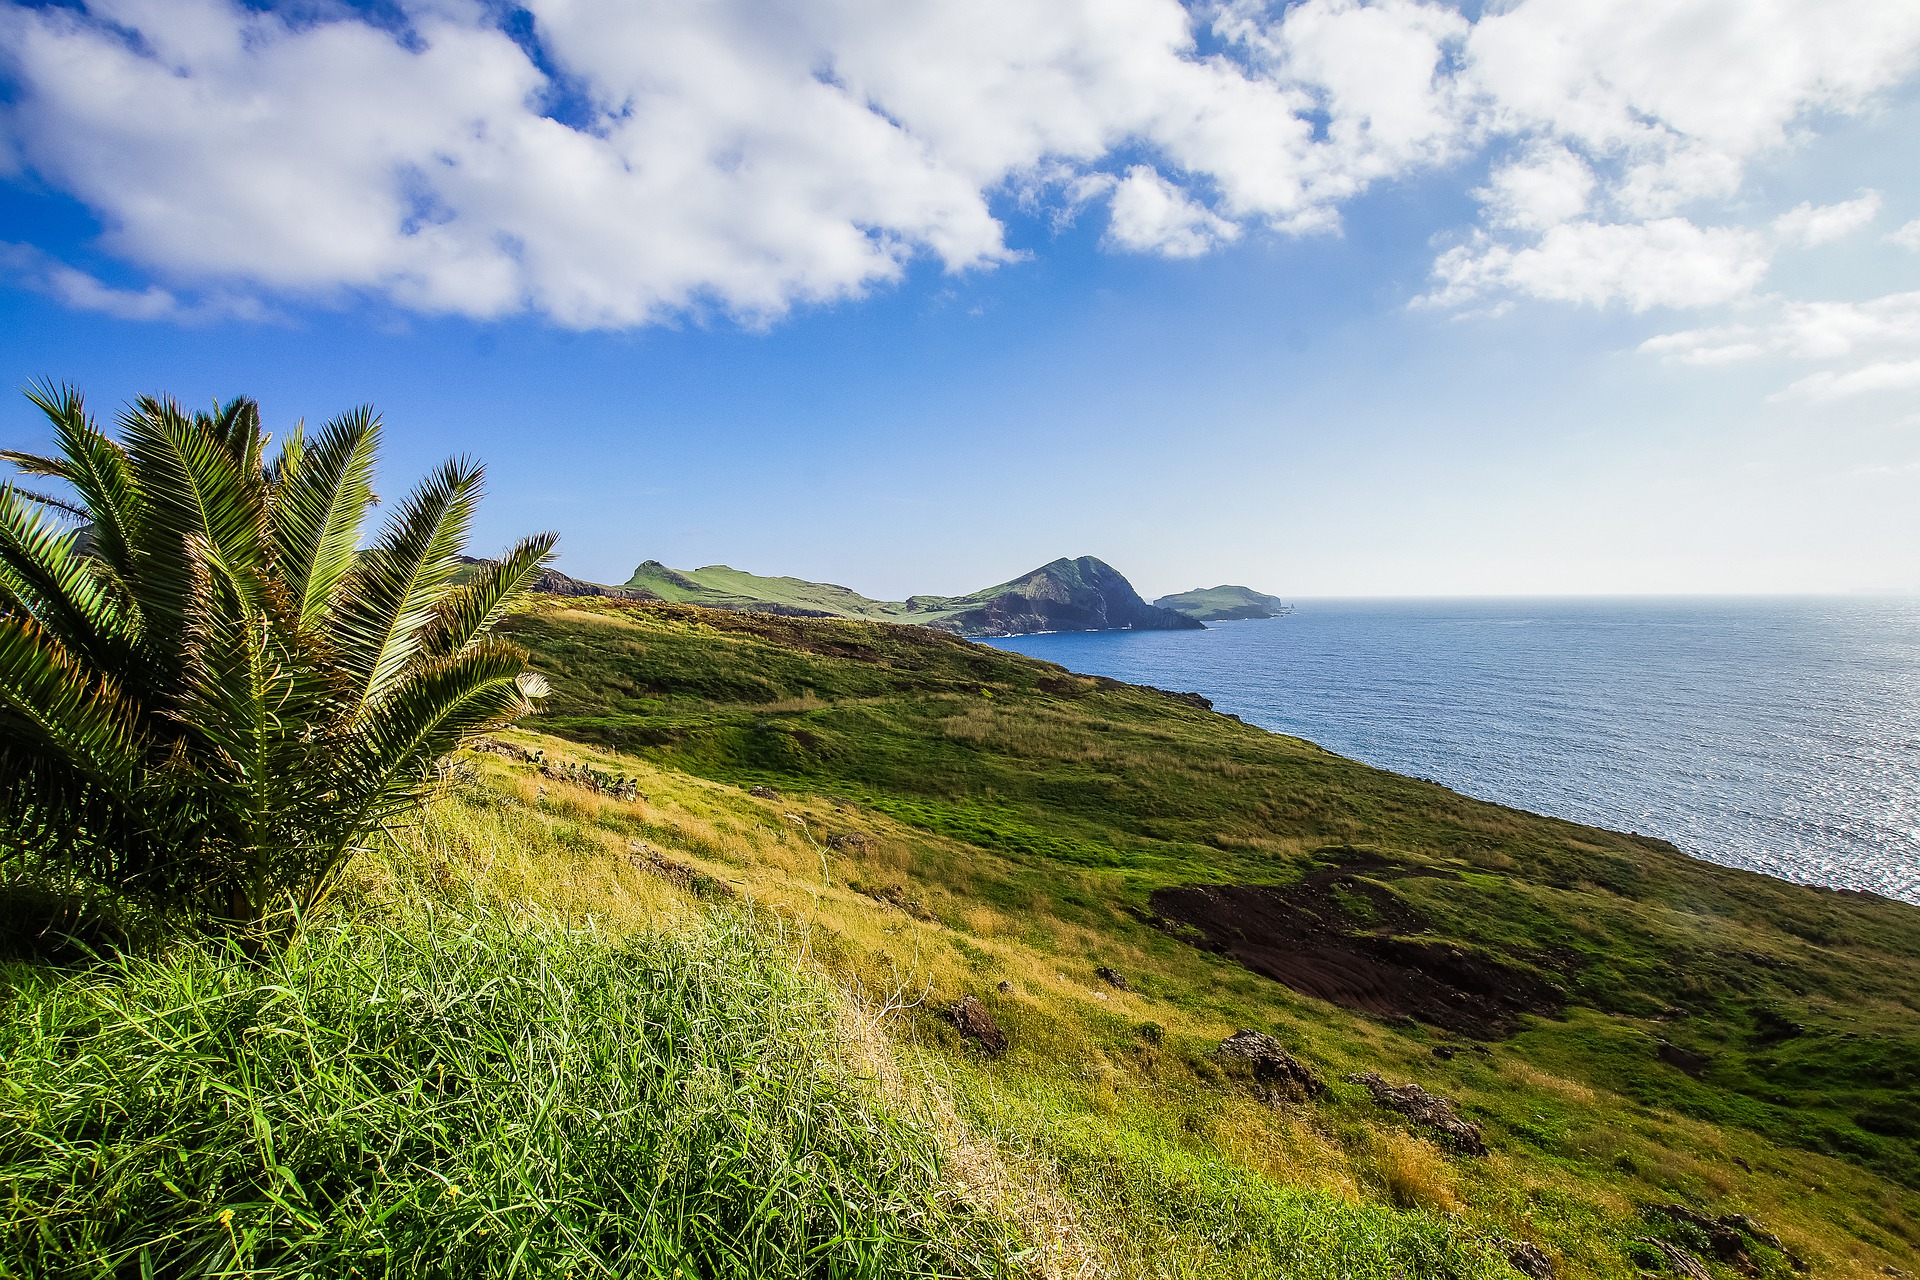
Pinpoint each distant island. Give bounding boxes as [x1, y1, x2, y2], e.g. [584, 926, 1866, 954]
[622, 555, 1202, 637]
[1152, 584, 1293, 622]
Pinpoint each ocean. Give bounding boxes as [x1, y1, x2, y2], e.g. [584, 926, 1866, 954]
[985, 597, 1920, 904]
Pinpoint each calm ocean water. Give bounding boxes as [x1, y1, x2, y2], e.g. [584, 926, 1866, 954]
[986, 597, 1920, 904]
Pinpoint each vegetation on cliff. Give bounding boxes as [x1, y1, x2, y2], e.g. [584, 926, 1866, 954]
[622, 555, 1201, 636]
[1153, 584, 1292, 621]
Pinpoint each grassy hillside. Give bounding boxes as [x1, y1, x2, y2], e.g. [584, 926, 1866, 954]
[620, 557, 1199, 635]
[490, 598, 1920, 1277]
[1153, 585, 1291, 621]
[625, 560, 909, 618]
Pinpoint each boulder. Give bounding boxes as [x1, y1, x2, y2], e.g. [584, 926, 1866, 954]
[1348, 1072, 1486, 1155]
[1494, 1238, 1554, 1279]
[749, 785, 778, 799]
[1095, 965, 1130, 991]
[1219, 1030, 1323, 1100]
[1635, 1239, 1711, 1280]
[946, 996, 1007, 1057]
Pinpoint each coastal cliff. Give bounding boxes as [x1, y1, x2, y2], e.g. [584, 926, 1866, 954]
[618, 554, 1201, 637]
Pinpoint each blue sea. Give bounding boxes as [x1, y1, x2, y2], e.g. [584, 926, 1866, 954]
[986, 597, 1920, 904]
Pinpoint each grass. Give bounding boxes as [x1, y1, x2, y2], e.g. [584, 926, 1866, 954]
[483, 599, 1920, 1276]
[0, 888, 1001, 1278]
[6, 596, 1918, 1278]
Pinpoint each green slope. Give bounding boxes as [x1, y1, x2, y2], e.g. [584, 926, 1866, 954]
[623, 560, 906, 618]
[625, 555, 1200, 634]
[1154, 584, 1291, 621]
[497, 597, 1920, 1276]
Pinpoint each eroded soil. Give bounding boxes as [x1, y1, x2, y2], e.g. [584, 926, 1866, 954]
[1150, 850, 1566, 1038]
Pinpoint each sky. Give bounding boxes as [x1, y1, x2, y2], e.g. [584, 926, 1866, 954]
[2, 0, 1919, 601]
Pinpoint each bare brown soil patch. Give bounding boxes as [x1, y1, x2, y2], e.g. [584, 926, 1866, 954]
[1149, 850, 1565, 1038]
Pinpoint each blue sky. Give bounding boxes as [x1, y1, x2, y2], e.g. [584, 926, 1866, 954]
[4, 0, 1920, 600]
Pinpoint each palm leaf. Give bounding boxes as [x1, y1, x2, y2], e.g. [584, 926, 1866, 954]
[269, 406, 380, 630]
[423, 532, 557, 658]
[326, 457, 483, 716]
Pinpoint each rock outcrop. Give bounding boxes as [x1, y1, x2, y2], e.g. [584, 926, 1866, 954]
[1348, 1072, 1487, 1154]
[946, 995, 1007, 1056]
[1219, 1030, 1324, 1102]
[921, 557, 1204, 637]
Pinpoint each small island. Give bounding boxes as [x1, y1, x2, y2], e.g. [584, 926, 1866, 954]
[1153, 584, 1293, 622]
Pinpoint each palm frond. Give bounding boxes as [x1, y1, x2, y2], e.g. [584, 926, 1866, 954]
[326, 456, 483, 716]
[25, 381, 143, 581]
[423, 532, 557, 659]
[0, 611, 142, 786]
[0, 488, 138, 682]
[118, 395, 271, 637]
[269, 406, 379, 630]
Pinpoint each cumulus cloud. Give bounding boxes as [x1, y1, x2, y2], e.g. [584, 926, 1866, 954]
[1426, 219, 1769, 312]
[1773, 193, 1883, 246]
[1641, 291, 1920, 398]
[0, 0, 1918, 326]
[1890, 220, 1920, 251]
[1103, 167, 1241, 257]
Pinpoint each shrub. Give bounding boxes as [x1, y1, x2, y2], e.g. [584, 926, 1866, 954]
[0, 387, 551, 933]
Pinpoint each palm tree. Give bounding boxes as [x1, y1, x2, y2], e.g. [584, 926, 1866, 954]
[0, 385, 554, 934]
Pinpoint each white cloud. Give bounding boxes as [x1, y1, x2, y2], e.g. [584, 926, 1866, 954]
[1890, 220, 1920, 251]
[0, 241, 263, 322]
[1642, 290, 1920, 398]
[1785, 359, 1920, 399]
[1476, 145, 1595, 232]
[1103, 166, 1240, 257]
[1426, 219, 1768, 312]
[0, 0, 1918, 325]
[1773, 193, 1883, 246]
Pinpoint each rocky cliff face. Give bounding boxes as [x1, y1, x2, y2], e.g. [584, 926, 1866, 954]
[923, 557, 1205, 637]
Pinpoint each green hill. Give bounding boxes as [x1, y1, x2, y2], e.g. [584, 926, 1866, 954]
[490, 596, 1920, 1278]
[624, 555, 1202, 636]
[1155, 584, 1292, 621]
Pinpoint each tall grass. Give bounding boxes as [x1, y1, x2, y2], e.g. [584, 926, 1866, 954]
[0, 902, 1004, 1279]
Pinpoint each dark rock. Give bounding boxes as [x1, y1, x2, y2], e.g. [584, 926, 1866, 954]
[946, 995, 1007, 1056]
[1219, 1030, 1323, 1101]
[826, 832, 870, 852]
[1095, 965, 1130, 991]
[749, 785, 778, 799]
[1635, 1239, 1711, 1280]
[627, 842, 733, 899]
[1645, 1205, 1796, 1274]
[997, 980, 1013, 994]
[1493, 1238, 1554, 1280]
[1348, 1072, 1486, 1155]
[1149, 858, 1566, 1039]
[922, 556, 1205, 638]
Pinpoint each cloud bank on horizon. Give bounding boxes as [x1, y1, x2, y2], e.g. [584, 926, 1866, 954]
[3, 0, 1919, 394]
